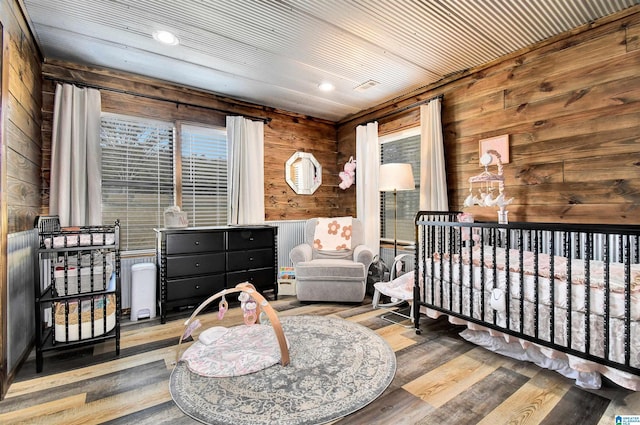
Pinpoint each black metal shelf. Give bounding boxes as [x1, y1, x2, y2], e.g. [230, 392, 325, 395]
[34, 217, 121, 373]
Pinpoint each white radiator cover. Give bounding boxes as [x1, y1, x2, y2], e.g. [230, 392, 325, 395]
[266, 220, 306, 269]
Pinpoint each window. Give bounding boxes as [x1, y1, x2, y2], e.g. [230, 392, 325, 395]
[101, 114, 174, 251]
[179, 124, 227, 227]
[380, 128, 421, 244]
[101, 114, 228, 251]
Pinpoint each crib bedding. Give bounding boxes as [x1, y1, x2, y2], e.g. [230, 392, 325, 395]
[424, 248, 640, 365]
[415, 212, 640, 390]
[426, 282, 640, 367]
[424, 302, 640, 390]
[427, 246, 640, 320]
[442, 310, 640, 390]
[438, 245, 640, 290]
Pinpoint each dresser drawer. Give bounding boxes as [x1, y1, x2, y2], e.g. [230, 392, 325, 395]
[166, 252, 225, 278]
[227, 267, 275, 289]
[227, 228, 274, 250]
[166, 231, 225, 255]
[166, 274, 225, 302]
[227, 248, 274, 271]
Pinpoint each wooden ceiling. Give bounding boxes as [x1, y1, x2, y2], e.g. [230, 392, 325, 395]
[22, 0, 639, 121]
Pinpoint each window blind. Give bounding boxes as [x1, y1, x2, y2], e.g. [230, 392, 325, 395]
[380, 134, 421, 243]
[180, 124, 228, 227]
[101, 113, 174, 251]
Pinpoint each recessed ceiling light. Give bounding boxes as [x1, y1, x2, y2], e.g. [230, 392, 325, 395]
[152, 30, 179, 46]
[318, 82, 335, 92]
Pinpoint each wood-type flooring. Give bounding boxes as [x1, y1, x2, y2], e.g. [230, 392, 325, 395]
[1, 296, 638, 424]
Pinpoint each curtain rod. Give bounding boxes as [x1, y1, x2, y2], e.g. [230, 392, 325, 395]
[44, 76, 272, 124]
[362, 93, 444, 126]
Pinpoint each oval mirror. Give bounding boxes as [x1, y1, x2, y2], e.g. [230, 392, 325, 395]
[285, 152, 322, 194]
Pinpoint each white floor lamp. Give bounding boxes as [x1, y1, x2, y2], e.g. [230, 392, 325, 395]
[379, 163, 415, 258]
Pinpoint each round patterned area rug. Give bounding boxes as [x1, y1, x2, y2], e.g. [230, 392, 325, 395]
[170, 315, 397, 425]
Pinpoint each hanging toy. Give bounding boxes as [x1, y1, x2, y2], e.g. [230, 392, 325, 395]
[258, 300, 271, 325]
[243, 299, 258, 325]
[238, 291, 255, 324]
[339, 156, 356, 190]
[182, 318, 201, 340]
[218, 293, 228, 320]
[238, 291, 250, 308]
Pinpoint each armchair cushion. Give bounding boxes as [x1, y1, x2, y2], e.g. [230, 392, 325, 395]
[313, 248, 354, 261]
[296, 260, 365, 281]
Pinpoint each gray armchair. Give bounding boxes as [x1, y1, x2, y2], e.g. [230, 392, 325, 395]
[289, 218, 374, 302]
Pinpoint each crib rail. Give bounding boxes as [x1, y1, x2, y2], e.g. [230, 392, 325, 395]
[414, 211, 640, 377]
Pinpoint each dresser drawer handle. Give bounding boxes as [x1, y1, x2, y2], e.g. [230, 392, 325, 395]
[195, 263, 200, 267]
[195, 285, 200, 290]
[249, 257, 254, 261]
[194, 241, 200, 246]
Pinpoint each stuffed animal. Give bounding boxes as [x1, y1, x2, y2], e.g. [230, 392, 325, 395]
[339, 157, 356, 190]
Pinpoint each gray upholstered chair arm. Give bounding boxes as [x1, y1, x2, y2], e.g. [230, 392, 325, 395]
[289, 243, 313, 265]
[353, 245, 374, 270]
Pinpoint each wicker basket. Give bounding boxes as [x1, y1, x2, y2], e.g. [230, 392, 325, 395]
[53, 294, 116, 342]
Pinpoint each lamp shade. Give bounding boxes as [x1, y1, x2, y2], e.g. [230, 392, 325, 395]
[379, 163, 415, 192]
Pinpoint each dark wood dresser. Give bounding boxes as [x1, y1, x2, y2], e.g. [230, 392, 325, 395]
[155, 225, 277, 323]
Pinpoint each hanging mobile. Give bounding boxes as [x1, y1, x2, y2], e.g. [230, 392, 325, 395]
[259, 300, 271, 325]
[243, 299, 258, 325]
[218, 293, 228, 320]
[238, 291, 250, 308]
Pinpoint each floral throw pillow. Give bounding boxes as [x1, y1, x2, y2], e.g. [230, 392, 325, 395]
[313, 217, 353, 251]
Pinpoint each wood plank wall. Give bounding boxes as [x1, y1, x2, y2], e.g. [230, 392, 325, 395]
[2, 0, 42, 233]
[337, 6, 640, 225]
[0, 0, 43, 401]
[39, 61, 340, 222]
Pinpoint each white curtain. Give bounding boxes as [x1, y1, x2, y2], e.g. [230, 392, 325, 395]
[50, 83, 102, 227]
[420, 98, 448, 211]
[356, 121, 380, 253]
[227, 116, 265, 224]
